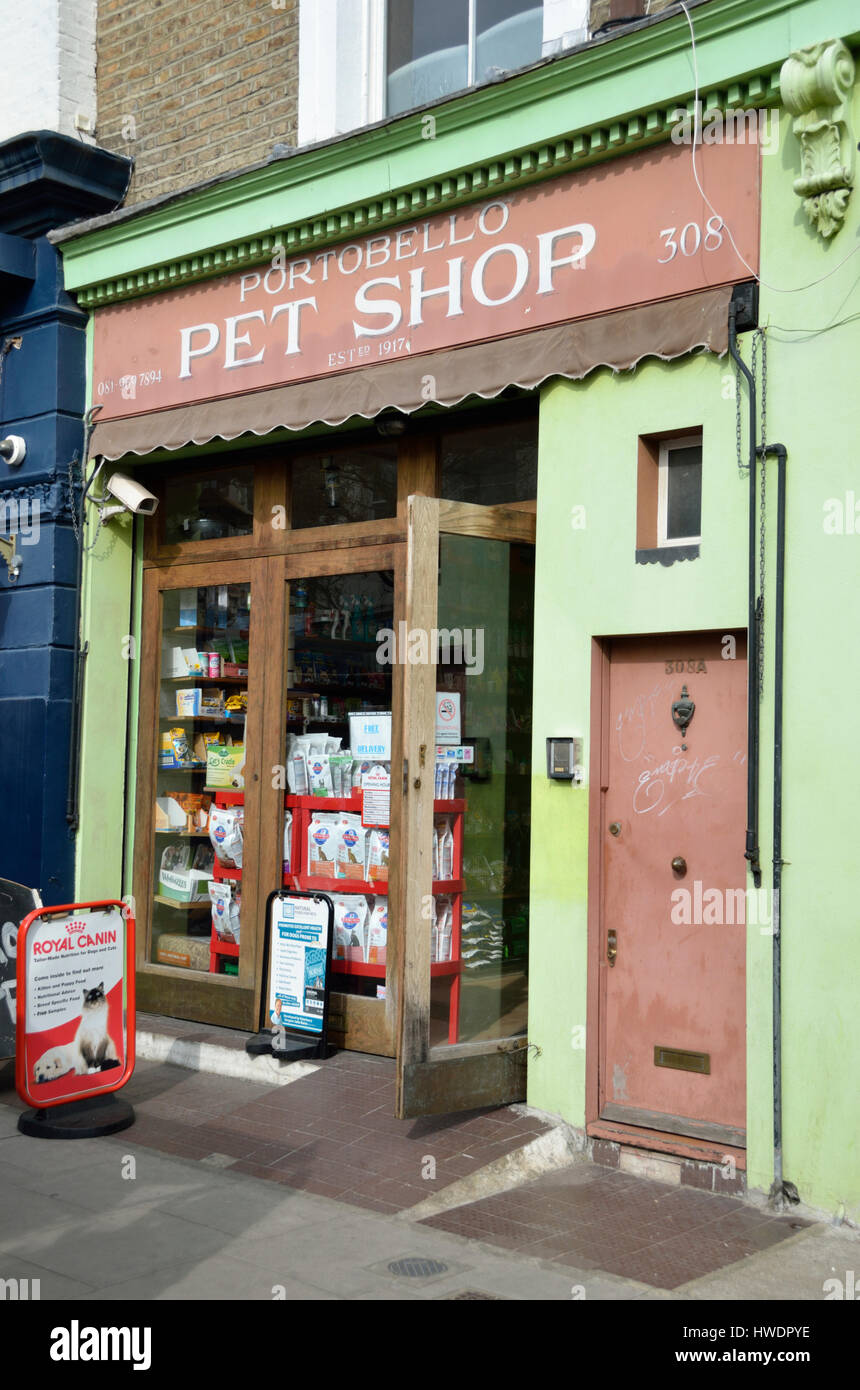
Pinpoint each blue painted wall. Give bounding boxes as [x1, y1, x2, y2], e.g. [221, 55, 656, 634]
[0, 134, 130, 903]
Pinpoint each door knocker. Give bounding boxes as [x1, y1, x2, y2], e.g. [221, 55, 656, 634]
[671, 685, 695, 750]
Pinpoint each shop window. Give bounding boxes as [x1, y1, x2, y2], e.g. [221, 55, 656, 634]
[440, 415, 538, 505]
[386, 0, 544, 116]
[162, 466, 254, 544]
[636, 430, 702, 566]
[290, 445, 398, 529]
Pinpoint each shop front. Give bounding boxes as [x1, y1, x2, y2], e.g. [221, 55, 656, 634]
[59, 63, 763, 1120]
[128, 413, 539, 1119]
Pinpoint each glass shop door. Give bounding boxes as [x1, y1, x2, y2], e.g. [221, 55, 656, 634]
[396, 496, 536, 1118]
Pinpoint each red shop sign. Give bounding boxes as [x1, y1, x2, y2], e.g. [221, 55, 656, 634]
[92, 140, 760, 420]
[16, 900, 135, 1109]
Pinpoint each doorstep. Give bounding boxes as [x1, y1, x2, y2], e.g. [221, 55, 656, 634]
[135, 1011, 320, 1087]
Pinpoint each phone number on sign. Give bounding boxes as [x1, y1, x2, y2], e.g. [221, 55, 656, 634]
[96, 369, 162, 398]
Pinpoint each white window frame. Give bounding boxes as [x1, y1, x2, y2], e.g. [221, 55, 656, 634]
[657, 435, 703, 548]
[298, 0, 588, 146]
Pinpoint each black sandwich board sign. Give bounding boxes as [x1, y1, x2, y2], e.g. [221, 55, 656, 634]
[0, 877, 41, 1060]
[247, 889, 334, 1061]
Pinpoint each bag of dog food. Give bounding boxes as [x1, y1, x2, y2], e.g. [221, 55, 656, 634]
[283, 810, 292, 876]
[208, 805, 244, 868]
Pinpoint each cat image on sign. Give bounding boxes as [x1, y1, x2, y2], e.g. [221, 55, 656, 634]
[33, 982, 119, 1082]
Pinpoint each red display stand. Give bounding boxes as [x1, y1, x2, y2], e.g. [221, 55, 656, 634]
[285, 793, 465, 1042]
[209, 789, 243, 973]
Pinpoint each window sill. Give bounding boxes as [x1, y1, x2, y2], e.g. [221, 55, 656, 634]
[635, 545, 699, 567]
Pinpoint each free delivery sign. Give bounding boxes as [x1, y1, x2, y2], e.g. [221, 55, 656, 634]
[16, 900, 135, 1109]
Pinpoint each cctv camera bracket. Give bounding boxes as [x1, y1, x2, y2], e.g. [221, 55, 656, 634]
[0, 533, 21, 581]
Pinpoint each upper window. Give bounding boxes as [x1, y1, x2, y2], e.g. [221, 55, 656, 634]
[386, 0, 543, 116]
[657, 437, 702, 547]
[298, 1, 589, 147]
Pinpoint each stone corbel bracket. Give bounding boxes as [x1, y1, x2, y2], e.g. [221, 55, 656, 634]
[780, 39, 856, 239]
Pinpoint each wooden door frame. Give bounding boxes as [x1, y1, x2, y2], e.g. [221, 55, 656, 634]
[395, 496, 537, 1117]
[134, 556, 269, 1028]
[585, 632, 749, 1166]
[262, 541, 404, 1057]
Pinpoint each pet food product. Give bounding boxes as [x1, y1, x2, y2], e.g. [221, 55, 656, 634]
[335, 814, 367, 880]
[176, 688, 202, 716]
[329, 753, 353, 798]
[365, 828, 390, 884]
[286, 750, 309, 795]
[436, 896, 454, 962]
[434, 761, 445, 798]
[156, 932, 210, 971]
[307, 811, 340, 877]
[209, 881, 241, 944]
[283, 810, 292, 876]
[208, 805, 244, 868]
[206, 742, 246, 788]
[366, 902, 388, 965]
[333, 895, 369, 962]
[437, 820, 454, 880]
[160, 727, 194, 767]
[307, 752, 333, 797]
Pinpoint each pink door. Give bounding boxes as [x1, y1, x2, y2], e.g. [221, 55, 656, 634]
[599, 633, 748, 1148]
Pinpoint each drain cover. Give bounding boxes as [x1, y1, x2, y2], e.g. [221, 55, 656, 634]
[388, 1257, 449, 1278]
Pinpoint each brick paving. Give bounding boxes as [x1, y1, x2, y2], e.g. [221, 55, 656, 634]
[11, 1048, 549, 1216]
[1, 1021, 811, 1291]
[420, 1165, 809, 1289]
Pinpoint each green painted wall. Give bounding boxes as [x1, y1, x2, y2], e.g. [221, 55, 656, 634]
[753, 92, 860, 1217]
[527, 82, 860, 1217]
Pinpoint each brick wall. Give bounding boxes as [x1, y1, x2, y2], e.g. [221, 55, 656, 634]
[96, 0, 299, 206]
[590, 0, 677, 33]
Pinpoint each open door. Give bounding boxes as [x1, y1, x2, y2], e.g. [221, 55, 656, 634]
[395, 496, 536, 1117]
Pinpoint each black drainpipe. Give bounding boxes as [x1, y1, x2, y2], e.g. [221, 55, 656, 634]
[66, 406, 103, 833]
[758, 442, 797, 1208]
[727, 296, 762, 888]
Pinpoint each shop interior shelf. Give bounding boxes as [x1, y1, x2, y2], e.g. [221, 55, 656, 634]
[155, 829, 210, 838]
[210, 932, 239, 958]
[153, 895, 210, 911]
[206, 788, 245, 802]
[331, 958, 460, 979]
[213, 863, 242, 881]
[159, 714, 246, 725]
[286, 873, 387, 894]
[163, 675, 247, 684]
[166, 626, 249, 638]
[293, 634, 384, 652]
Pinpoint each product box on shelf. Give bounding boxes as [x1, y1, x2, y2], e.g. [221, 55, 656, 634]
[158, 844, 212, 902]
[206, 742, 246, 788]
[156, 932, 210, 971]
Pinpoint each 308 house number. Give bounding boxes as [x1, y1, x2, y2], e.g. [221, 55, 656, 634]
[658, 216, 724, 262]
[666, 659, 708, 674]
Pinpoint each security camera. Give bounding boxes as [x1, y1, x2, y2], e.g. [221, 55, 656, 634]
[103, 471, 159, 517]
[0, 435, 26, 467]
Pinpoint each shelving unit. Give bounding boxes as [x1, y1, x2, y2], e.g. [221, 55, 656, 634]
[209, 788, 244, 973]
[284, 793, 465, 1042]
[154, 593, 249, 978]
